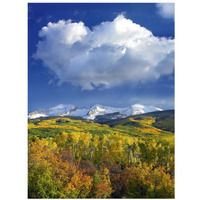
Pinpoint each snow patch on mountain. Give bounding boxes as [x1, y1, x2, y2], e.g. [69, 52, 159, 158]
[85, 105, 121, 120]
[28, 113, 48, 119]
[67, 107, 91, 117]
[48, 104, 75, 115]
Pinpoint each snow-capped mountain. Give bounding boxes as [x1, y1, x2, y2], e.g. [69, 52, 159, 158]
[28, 104, 163, 120]
[28, 104, 75, 119]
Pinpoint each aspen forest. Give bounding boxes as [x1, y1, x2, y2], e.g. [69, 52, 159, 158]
[28, 111, 174, 198]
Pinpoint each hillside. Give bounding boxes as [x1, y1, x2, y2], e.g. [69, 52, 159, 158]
[28, 110, 174, 198]
[28, 110, 174, 139]
[102, 110, 174, 133]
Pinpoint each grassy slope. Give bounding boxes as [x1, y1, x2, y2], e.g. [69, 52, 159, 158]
[107, 110, 174, 133]
[28, 110, 174, 141]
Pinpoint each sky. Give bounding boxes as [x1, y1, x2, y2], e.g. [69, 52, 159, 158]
[28, 3, 174, 112]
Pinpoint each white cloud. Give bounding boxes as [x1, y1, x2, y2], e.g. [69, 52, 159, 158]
[156, 3, 174, 19]
[130, 96, 174, 109]
[34, 15, 174, 90]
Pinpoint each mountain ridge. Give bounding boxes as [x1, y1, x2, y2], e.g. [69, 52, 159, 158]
[28, 103, 164, 120]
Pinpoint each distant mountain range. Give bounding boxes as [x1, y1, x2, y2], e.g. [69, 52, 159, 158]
[28, 104, 163, 120]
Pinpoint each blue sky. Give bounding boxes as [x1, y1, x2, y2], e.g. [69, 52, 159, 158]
[28, 3, 174, 112]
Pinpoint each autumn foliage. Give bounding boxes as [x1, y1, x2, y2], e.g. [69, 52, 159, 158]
[28, 117, 174, 198]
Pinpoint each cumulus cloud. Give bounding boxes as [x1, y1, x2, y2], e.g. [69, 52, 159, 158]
[34, 15, 174, 90]
[156, 3, 174, 19]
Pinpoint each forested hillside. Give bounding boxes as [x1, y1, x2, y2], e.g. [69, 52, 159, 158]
[28, 111, 174, 198]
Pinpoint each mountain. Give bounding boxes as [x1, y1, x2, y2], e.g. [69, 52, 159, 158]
[28, 104, 163, 120]
[28, 104, 75, 119]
